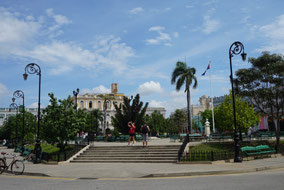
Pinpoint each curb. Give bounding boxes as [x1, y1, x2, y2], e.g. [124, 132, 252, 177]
[142, 165, 284, 178]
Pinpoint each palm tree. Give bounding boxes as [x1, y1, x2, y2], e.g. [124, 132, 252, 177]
[171, 61, 198, 134]
[98, 94, 115, 135]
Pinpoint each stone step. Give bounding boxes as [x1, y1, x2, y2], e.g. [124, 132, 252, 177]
[70, 160, 177, 163]
[80, 153, 177, 157]
[89, 146, 180, 149]
[74, 156, 176, 160]
[83, 151, 179, 154]
[71, 144, 180, 163]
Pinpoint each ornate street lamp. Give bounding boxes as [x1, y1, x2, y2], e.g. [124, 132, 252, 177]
[24, 63, 41, 163]
[73, 88, 79, 111]
[9, 98, 19, 147]
[13, 90, 25, 154]
[229, 41, 247, 163]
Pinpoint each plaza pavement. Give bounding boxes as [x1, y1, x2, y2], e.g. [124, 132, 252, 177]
[1, 138, 284, 179]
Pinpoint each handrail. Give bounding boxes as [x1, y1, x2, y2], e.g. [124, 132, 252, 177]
[178, 134, 190, 162]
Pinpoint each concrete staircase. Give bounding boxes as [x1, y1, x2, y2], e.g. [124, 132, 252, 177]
[70, 145, 180, 163]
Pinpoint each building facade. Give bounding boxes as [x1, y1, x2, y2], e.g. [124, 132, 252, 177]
[72, 83, 167, 131]
[0, 108, 39, 126]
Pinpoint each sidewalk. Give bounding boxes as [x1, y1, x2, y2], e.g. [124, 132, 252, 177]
[1, 141, 284, 179]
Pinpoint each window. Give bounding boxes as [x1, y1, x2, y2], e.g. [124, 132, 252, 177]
[89, 101, 92, 109]
[98, 101, 101, 110]
[80, 101, 84, 108]
[106, 101, 110, 109]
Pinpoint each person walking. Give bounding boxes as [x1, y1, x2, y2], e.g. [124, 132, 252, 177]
[141, 122, 150, 147]
[128, 121, 136, 145]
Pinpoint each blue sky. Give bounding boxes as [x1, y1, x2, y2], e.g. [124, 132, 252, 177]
[1, 0, 284, 116]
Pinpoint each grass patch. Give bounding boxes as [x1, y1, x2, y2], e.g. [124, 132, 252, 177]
[190, 142, 234, 152]
[190, 140, 284, 153]
[26, 143, 65, 154]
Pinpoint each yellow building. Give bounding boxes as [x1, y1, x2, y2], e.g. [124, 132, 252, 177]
[72, 83, 125, 132]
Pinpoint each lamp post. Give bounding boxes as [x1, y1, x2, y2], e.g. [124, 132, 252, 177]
[229, 41, 247, 163]
[73, 88, 79, 111]
[23, 63, 41, 163]
[13, 90, 25, 155]
[9, 98, 19, 147]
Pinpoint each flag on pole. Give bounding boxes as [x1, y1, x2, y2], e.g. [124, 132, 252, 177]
[201, 63, 210, 76]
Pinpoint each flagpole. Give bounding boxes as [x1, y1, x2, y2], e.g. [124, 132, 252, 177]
[209, 60, 216, 133]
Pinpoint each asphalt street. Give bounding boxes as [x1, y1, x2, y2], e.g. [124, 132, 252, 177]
[0, 168, 283, 190]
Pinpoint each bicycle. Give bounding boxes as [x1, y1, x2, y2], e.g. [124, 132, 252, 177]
[0, 152, 25, 175]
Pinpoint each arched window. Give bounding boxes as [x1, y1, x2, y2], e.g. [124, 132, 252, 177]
[89, 101, 92, 109]
[106, 101, 110, 110]
[80, 101, 84, 108]
[98, 101, 101, 110]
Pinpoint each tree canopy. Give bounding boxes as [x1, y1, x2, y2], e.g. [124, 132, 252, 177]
[146, 110, 167, 136]
[235, 52, 284, 150]
[167, 109, 187, 134]
[214, 92, 260, 133]
[112, 94, 148, 134]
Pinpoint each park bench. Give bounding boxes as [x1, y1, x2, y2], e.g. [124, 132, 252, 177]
[170, 135, 179, 142]
[106, 136, 116, 142]
[256, 145, 276, 157]
[135, 134, 142, 141]
[95, 136, 104, 141]
[116, 135, 129, 142]
[188, 134, 203, 141]
[209, 134, 222, 141]
[14, 146, 22, 153]
[241, 145, 276, 160]
[23, 147, 33, 157]
[159, 134, 168, 138]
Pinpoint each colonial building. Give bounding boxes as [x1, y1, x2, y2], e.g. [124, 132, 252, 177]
[145, 107, 166, 117]
[191, 95, 212, 116]
[0, 107, 39, 126]
[72, 83, 124, 131]
[72, 83, 166, 131]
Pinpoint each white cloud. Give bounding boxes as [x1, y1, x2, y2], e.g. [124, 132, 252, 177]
[0, 83, 9, 97]
[129, 7, 144, 15]
[0, 7, 41, 55]
[46, 8, 71, 32]
[202, 15, 220, 34]
[0, 8, 134, 76]
[173, 32, 179, 38]
[81, 85, 111, 95]
[257, 14, 284, 54]
[18, 40, 96, 74]
[146, 26, 172, 46]
[27, 102, 38, 108]
[149, 26, 165, 32]
[93, 35, 135, 74]
[149, 100, 165, 107]
[17, 36, 133, 75]
[138, 81, 163, 96]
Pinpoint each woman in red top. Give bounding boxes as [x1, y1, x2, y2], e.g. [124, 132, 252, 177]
[128, 121, 136, 145]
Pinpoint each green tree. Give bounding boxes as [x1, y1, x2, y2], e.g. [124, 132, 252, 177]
[41, 93, 78, 151]
[0, 110, 36, 143]
[235, 52, 284, 151]
[86, 109, 103, 136]
[200, 110, 213, 128]
[171, 61, 198, 133]
[112, 94, 148, 134]
[146, 111, 167, 136]
[214, 92, 260, 133]
[168, 109, 187, 134]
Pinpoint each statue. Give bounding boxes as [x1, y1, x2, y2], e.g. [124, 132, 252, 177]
[205, 119, 210, 137]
